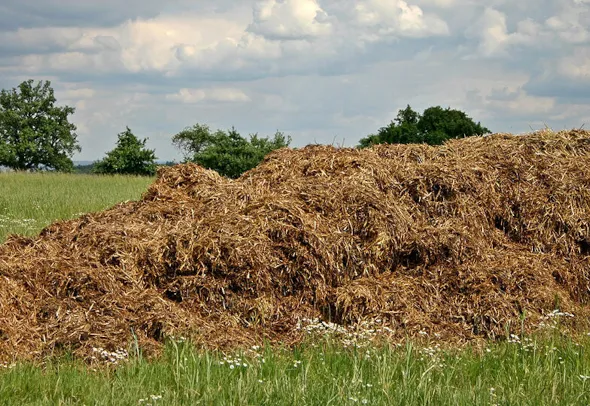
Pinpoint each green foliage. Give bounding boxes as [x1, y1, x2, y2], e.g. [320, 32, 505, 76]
[93, 127, 157, 176]
[0, 79, 80, 171]
[73, 163, 96, 174]
[358, 105, 491, 148]
[172, 123, 291, 178]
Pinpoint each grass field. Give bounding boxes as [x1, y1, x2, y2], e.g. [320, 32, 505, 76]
[1, 335, 590, 405]
[1, 172, 590, 405]
[0, 172, 154, 243]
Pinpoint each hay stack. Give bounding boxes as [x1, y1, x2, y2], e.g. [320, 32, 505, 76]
[1, 129, 589, 362]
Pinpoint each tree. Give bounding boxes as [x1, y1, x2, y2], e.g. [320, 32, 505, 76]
[93, 127, 157, 176]
[172, 124, 291, 178]
[0, 79, 80, 171]
[358, 104, 491, 148]
[73, 163, 96, 174]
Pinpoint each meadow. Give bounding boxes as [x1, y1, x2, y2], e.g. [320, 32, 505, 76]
[1, 172, 590, 405]
[0, 172, 154, 243]
[2, 335, 590, 405]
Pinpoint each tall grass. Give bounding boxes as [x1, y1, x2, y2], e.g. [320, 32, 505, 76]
[1, 335, 590, 405]
[0, 172, 153, 242]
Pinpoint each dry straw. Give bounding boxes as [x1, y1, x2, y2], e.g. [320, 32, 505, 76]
[1, 128, 589, 362]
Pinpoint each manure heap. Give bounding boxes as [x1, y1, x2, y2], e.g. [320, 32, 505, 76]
[1, 129, 590, 362]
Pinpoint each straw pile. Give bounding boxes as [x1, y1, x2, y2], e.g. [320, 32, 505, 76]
[1, 129, 590, 362]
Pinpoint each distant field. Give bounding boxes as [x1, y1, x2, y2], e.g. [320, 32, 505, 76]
[0, 172, 154, 242]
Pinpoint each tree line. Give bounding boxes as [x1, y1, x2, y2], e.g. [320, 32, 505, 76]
[0, 79, 492, 178]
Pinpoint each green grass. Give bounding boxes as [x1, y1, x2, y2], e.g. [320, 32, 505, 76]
[0, 172, 154, 242]
[1, 335, 590, 405]
[2, 172, 590, 405]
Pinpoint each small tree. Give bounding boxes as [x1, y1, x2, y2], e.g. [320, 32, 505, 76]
[172, 124, 291, 178]
[93, 127, 157, 176]
[0, 79, 80, 171]
[358, 104, 491, 148]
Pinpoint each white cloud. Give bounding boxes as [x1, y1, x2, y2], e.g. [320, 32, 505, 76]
[113, 15, 249, 73]
[466, 7, 556, 58]
[475, 8, 509, 56]
[353, 0, 449, 37]
[0, 26, 87, 52]
[544, 2, 590, 44]
[61, 87, 96, 100]
[1, 0, 590, 162]
[4, 0, 452, 80]
[414, 0, 463, 7]
[486, 87, 556, 115]
[248, 0, 332, 40]
[165, 87, 251, 103]
[557, 47, 590, 80]
[2, 13, 250, 74]
[172, 32, 283, 74]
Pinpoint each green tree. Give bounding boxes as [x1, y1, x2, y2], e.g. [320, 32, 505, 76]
[358, 104, 490, 148]
[0, 79, 80, 171]
[172, 124, 291, 178]
[93, 127, 157, 176]
[73, 163, 96, 174]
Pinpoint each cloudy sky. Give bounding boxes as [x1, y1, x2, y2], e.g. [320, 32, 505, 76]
[1, 0, 588, 161]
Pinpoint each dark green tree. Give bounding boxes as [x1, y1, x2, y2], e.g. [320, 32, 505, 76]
[358, 104, 491, 148]
[419, 106, 490, 144]
[0, 79, 80, 171]
[73, 163, 96, 174]
[172, 124, 291, 178]
[93, 127, 157, 176]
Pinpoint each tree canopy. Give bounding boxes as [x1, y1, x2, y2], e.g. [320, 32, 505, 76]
[0, 79, 80, 171]
[358, 105, 491, 148]
[93, 127, 157, 176]
[172, 123, 291, 179]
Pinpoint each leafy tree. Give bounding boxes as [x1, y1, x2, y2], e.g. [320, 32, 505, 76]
[93, 127, 157, 176]
[396, 104, 420, 126]
[0, 79, 80, 171]
[172, 124, 291, 178]
[419, 106, 490, 143]
[74, 163, 96, 174]
[358, 104, 490, 148]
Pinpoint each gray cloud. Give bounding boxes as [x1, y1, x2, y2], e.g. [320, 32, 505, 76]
[524, 75, 590, 101]
[0, 0, 246, 30]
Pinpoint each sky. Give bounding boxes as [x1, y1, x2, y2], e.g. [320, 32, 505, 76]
[0, 0, 589, 162]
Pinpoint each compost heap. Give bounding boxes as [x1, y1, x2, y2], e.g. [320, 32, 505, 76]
[1, 129, 590, 362]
